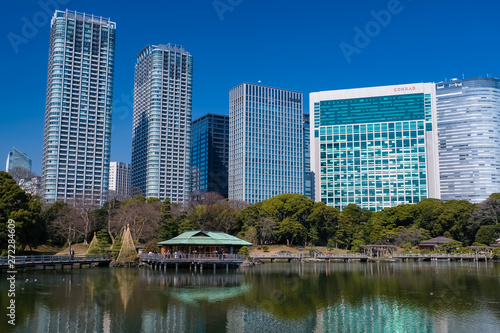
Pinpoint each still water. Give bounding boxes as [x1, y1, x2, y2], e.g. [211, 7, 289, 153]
[2, 262, 500, 332]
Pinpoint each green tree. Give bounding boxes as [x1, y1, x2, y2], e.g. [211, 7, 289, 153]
[0, 171, 44, 254]
[276, 218, 307, 246]
[306, 202, 340, 245]
[158, 198, 178, 241]
[475, 225, 500, 245]
[260, 193, 314, 224]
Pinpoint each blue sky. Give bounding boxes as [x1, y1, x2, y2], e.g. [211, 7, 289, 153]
[1, 0, 499, 174]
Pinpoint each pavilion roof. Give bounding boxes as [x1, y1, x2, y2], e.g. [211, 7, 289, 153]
[418, 236, 454, 246]
[157, 230, 252, 246]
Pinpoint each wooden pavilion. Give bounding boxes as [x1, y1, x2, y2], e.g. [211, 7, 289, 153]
[157, 230, 252, 256]
[418, 236, 454, 252]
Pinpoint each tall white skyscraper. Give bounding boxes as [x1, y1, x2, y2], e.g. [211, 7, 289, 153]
[229, 83, 304, 204]
[41, 10, 116, 206]
[132, 44, 193, 202]
[436, 77, 500, 202]
[109, 162, 131, 200]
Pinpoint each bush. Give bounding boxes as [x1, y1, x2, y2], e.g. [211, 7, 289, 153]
[143, 239, 158, 253]
[402, 243, 412, 252]
[238, 246, 250, 257]
[326, 239, 336, 251]
[492, 248, 500, 260]
[262, 244, 269, 252]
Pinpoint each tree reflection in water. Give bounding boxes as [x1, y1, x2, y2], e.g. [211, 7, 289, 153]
[1, 262, 499, 332]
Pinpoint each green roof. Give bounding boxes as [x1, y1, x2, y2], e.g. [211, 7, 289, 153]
[157, 230, 253, 246]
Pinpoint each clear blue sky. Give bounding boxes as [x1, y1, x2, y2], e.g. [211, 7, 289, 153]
[1, 0, 499, 174]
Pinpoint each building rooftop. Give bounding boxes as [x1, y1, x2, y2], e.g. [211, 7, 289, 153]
[157, 230, 252, 246]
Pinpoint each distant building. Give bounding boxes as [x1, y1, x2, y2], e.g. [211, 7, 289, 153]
[418, 236, 454, 251]
[132, 44, 193, 202]
[18, 176, 42, 196]
[191, 114, 229, 198]
[41, 10, 116, 206]
[303, 114, 314, 200]
[436, 77, 500, 203]
[229, 83, 304, 204]
[6, 147, 32, 174]
[109, 162, 131, 200]
[310, 83, 440, 211]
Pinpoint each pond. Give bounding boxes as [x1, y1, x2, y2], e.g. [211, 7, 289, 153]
[2, 261, 500, 332]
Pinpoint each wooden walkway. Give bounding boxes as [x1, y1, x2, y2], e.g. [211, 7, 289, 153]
[0, 255, 111, 272]
[393, 253, 489, 261]
[139, 253, 246, 270]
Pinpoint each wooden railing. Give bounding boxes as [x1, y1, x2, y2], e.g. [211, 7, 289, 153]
[0, 254, 110, 266]
[140, 253, 246, 262]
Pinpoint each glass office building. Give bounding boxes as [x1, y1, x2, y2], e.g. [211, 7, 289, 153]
[6, 147, 32, 174]
[132, 44, 193, 202]
[229, 83, 304, 204]
[191, 114, 229, 198]
[436, 77, 500, 202]
[310, 83, 440, 211]
[41, 10, 115, 206]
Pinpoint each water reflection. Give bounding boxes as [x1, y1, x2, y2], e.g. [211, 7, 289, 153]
[1, 262, 499, 332]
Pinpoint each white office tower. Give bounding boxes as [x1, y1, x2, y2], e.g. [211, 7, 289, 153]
[132, 44, 193, 202]
[109, 162, 131, 200]
[41, 10, 116, 206]
[436, 77, 500, 202]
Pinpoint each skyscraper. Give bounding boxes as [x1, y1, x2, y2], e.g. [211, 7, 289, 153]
[191, 114, 229, 198]
[310, 83, 440, 211]
[132, 44, 193, 202]
[41, 10, 116, 205]
[229, 83, 304, 204]
[436, 77, 500, 202]
[109, 162, 131, 200]
[6, 147, 32, 174]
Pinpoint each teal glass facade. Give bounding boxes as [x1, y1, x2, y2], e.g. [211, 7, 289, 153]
[311, 84, 439, 211]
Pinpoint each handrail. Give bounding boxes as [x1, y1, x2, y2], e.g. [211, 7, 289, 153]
[0, 254, 110, 265]
[139, 253, 246, 261]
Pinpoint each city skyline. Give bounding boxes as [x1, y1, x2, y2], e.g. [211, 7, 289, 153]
[2, 0, 499, 174]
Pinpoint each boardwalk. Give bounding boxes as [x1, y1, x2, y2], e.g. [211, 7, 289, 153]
[0, 254, 111, 272]
[249, 252, 369, 262]
[393, 253, 489, 261]
[139, 253, 246, 270]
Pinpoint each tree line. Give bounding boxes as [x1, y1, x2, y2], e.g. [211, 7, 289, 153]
[1, 171, 500, 255]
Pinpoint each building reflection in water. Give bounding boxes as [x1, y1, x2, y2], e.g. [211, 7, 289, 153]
[5, 262, 500, 333]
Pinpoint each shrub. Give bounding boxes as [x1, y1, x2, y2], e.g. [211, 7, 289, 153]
[238, 246, 250, 257]
[492, 248, 500, 260]
[262, 244, 269, 252]
[326, 239, 336, 251]
[402, 243, 412, 252]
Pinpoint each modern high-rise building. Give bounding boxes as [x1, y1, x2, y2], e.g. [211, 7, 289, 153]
[310, 83, 440, 211]
[131, 44, 193, 202]
[41, 10, 116, 206]
[191, 114, 229, 198]
[6, 147, 32, 174]
[109, 162, 131, 200]
[436, 77, 500, 202]
[229, 83, 304, 204]
[303, 114, 314, 200]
